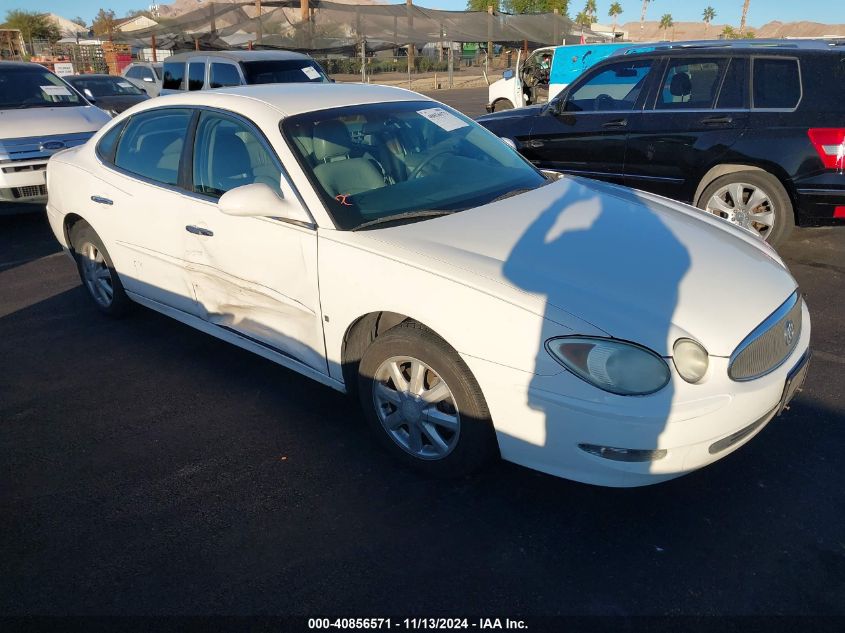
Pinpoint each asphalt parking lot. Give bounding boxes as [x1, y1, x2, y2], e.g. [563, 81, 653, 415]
[2, 87, 844, 621]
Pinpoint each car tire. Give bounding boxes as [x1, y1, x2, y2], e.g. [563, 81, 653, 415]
[69, 222, 132, 317]
[493, 99, 514, 112]
[697, 170, 794, 246]
[357, 321, 498, 477]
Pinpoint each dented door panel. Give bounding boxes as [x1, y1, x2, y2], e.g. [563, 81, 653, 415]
[183, 201, 326, 373]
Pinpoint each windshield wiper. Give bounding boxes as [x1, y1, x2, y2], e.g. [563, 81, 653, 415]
[352, 209, 457, 231]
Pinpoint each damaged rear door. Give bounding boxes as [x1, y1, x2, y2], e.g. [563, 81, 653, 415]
[183, 110, 326, 374]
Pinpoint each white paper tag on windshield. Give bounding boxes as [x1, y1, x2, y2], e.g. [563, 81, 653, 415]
[416, 107, 468, 132]
[118, 81, 133, 88]
[41, 85, 72, 97]
[301, 66, 321, 80]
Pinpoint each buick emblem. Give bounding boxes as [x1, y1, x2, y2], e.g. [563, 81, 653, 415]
[40, 140, 65, 151]
[784, 320, 795, 346]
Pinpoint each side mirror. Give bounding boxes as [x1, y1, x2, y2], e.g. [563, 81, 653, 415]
[83, 88, 96, 102]
[502, 69, 514, 80]
[218, 182, 313, 225]
[499, 137, 518, 151]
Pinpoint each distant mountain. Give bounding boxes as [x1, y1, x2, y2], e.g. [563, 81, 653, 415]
[621, 19, 845, 41]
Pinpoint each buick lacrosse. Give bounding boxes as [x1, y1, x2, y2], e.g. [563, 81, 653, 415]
[46, 84, 810, 486]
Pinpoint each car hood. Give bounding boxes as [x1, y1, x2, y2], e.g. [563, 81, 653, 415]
[476, 103, 544, 123]
[350, 177, 797, 357]
[0, 105, 111, 139]
[91, 95, 149, 113]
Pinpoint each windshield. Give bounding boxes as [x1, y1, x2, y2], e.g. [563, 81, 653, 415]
[242, 60, 329, 85]
[0, 66, 85, 109]
[66, 76, 145, 97]
[282, 100, 546, 230]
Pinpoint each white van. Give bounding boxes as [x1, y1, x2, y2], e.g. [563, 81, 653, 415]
[0, 62, 111, 213]
[486, 43, 634, 112]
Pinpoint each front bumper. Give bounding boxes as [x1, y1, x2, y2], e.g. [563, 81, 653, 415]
[463, 301, 811, 487]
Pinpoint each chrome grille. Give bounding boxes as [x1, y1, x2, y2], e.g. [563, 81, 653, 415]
[12, 184, 47, 199]
[729, 292, 803, 381]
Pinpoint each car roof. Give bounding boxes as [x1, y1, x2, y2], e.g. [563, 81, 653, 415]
[165, 50, 312, 63]
[618, 38, 845, 56]
[131, 82, 429, 118]
[0, 61, 57, 71]
[127, 61, 162, 66]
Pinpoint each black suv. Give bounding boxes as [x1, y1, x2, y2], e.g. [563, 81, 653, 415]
[477, 39, 845, 245]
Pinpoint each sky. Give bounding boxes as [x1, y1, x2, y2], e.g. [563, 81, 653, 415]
[4, 0, 843, 28]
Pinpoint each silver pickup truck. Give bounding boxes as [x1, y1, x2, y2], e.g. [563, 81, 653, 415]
[0, 62, 110, 213]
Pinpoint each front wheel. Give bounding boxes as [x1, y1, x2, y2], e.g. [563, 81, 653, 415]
[492, 99, 514, 112]
[70, 222, 131, 317]
[697, 171, 794, 246]
[357, 322, 498, 477]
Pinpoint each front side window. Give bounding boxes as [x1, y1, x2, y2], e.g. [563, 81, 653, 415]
[656, 58, 727, 109]
[241, 60, 329, 85]
[162, 62, 185, 90]
[114, 109, 192, 186]
[192, 112, 281, 198]
[282, 101, 546, 230]
[187, 62, 205, 91]
[209, 63, 242, 89]
[565, 59, 653, 112]
[753, 58, 800, 109]
[0, 66, 84, 109]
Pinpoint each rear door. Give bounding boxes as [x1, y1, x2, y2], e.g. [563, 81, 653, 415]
[520, 57, 656, 184]
[624, 56, 749, 202]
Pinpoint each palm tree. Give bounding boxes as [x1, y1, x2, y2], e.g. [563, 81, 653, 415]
[739, 0, 751, 35]
[659, 13, 673, 40]
[702, 5, 716, 38]
[640, 0, 653, 37]
[721, 24, 736, 39]
[575, 10, 592, 34]
[584, 0, 597, 22]
[609, 2, 623, 38]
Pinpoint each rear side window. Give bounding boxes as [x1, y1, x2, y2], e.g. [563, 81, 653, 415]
[114, 109, 192, 186]
[753, 58, 800, 109]
[162, 62, 185, 90]
[657, 58, 727, 109]
[187, 62, 205, 91]
[96, 120, 127, 163]
[209, 63, 241, 89]
[716, 57, 748, 109]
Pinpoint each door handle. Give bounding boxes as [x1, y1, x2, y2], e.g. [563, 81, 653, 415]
[185, 225, 213, 237]
[602, 118, 628, 128]
[700, 115, 733, 125]
[90, 195, 113, 205]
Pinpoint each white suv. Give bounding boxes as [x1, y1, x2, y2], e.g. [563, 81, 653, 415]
[0, 62, 110, 213]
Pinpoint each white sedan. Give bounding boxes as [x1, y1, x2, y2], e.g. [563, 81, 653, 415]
[45, 84, 811, 487]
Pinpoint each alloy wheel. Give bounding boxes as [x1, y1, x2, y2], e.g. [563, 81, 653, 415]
[79, 242, 114, 308]
[372, 356, 460, 460]
[704, 181, 775, 240]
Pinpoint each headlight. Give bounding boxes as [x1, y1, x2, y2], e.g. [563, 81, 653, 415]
[672, 338, 709, 383]
[546, 336, 670, 396]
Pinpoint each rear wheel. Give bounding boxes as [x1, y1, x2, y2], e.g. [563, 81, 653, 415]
[697, 171, 794, 246]
[70, 222, 131, 317]
[358, 322, 498, 477]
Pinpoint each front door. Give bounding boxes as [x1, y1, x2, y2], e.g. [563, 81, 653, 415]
[520, 58, 656, 184]
[183, 110, 326, 373]
[624, 56, 749, 202]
